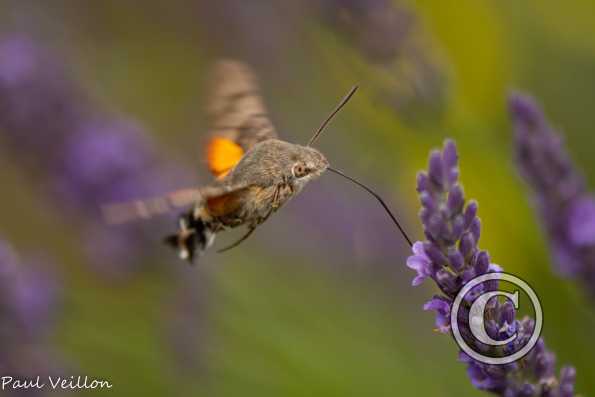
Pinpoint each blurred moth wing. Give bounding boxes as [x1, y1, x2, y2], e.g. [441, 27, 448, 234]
[101, 181, 255, 225]
[205, 60, 278, 179]
[101, 188, 201, 225]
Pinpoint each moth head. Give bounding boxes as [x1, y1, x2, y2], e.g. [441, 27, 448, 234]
[290, 146, 329, 182]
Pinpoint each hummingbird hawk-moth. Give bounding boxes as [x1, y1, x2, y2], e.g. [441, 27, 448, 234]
[103, 60, 412, 263]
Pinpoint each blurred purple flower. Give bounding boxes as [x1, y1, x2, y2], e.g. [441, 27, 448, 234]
[197, 1, 305, 71]
[199, 1, 446, 122]
[0, 36, 84, 159]
[0, 38, 36, 84]
[566, 197, 595, 246]
[315, 0, 448, 123]
[317, 0, 414, 63]
[510, 93, 595, 291]
[407, 140, 576, 396]
[0, 238, 61, 395]
[54, 119, 181, 212]
[0, 241, 57, 339]
[0, 35, 191, 277]
[164, 266, 210, 372]
[0, 35, 206, 367]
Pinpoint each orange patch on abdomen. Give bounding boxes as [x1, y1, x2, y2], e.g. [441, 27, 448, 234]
[207, 137, 244, 179]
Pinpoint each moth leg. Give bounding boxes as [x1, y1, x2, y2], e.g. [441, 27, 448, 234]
[271, 184, 282, 210]
[216, 207, 274, 253]
[216, 226, 256, 253]
[271, 180, 293, 210]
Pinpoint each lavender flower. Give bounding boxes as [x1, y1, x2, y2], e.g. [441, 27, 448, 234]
[510, 93, 595, 292]
[407, 140, 576, 396]
[0, 36, 190, 277]
[0, 238, 60, 395]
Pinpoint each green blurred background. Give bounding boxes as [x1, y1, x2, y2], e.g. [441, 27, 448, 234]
[0, 0, 594, 395]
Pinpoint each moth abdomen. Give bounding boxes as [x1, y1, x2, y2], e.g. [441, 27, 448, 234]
[164, 210, 216, 263]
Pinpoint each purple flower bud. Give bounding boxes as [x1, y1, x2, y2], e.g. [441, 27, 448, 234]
[428, 150, 444, 189]
[442, 139, 459, 186]
[464, 201, 478, 229]
[416, 171, 429, 193]
[423, 296, 451, 333]
[474, 251, 491, 274]
[419, 191, 435, 211]
[447, 247, 464, 271]
[470, 217, 481, 243]
[442, 139, 458, 169]
[501, 300, 515, 325]
[535, 350, 556, 379]
[461, 266, 476, 283]
[459, 232, 476, 259]
[451, 215, 465, 242]
[447, 185, 465, 216]
[464, 283, 486, 303]
[434, 268, 458, 295]
[426, 213, 446, 242]
[519, 383, 536, 397]
[484, 319, 500, 341]
[423, 241, 448, 267]
[419, 207, 432, 229]
[559, 367, 576, 397]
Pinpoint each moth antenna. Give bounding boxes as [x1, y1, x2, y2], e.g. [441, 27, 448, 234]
[327, 167, 413, 247]
[307, 85, 359, 147]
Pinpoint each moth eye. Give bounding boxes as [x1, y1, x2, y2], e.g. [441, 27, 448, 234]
[292, 163, 309, 178]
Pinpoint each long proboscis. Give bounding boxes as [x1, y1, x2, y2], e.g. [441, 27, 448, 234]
[307, 85, 359, 147]
[327, 167, 413, 247]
